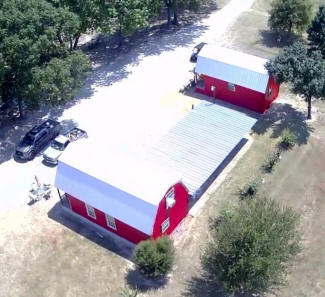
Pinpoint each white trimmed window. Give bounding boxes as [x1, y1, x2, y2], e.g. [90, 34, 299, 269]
[161, 217, 170, 233]
[85, 204, 96, 219]
[165, 188, 176, 209]
[228, 82, 235, 92]
[106, 214, 117, 230]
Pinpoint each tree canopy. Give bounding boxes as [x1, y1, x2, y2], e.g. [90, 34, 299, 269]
[0, 0, 90, 111]
[266, 42, 325, 119]
[308, 6, 325, 56]
[268, 0, 313, 35]
[203, 198, 301, 295]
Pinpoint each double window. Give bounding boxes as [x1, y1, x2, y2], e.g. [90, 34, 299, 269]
[85, 203, 117, 230]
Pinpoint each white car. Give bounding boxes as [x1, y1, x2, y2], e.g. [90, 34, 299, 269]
[43, 135, 70, 165]
[43, 127, 88, 165]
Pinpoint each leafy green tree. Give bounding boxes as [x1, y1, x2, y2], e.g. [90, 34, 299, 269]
[266, 42, 325, 119]
[133, 236, 175, 278]
[203, 198, 301, 295]
[29, 51, 90, 107]
[308, 6, 325, 56]
[0, 0, 90, 114]
[49, 0, 115, 49]
[114, 0, 150, 46]
[268, 0, 312, 35]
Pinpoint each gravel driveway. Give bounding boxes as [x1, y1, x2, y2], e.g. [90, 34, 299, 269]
[0, 0, 255, 215]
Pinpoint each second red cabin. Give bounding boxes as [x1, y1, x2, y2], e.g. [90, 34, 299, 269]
[195, 46, 280, 113]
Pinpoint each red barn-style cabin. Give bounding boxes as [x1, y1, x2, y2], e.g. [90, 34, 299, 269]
[55, 146, 188, 244]
[195, 46, 280, 113]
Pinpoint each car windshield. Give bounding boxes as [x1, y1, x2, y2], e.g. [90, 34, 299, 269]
[22, 134, 35, 145]
[51, 140, 65, 151]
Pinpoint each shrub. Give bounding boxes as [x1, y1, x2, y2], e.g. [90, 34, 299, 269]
[120, 286, 138, 297]
[279, 129, 296, 150]
[203, 198, 301, 295]
[239, 178, 260, 198]
[133, 236, 175, 278]
[263, 150, 281, 172]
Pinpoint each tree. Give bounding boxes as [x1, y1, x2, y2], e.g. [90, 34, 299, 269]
[307, 6, 325, 56]
[49, 0, 115, 49]
[133, 236, 175, 278]
[266, 42, 325, 119]
[114, 0, 150, 46]
[29, 51, 91, 107]
[0, 0, 91, 114]
[268, 0, 312, 35]
[164, 0, 205, 26]
[203, 198, 301, 295]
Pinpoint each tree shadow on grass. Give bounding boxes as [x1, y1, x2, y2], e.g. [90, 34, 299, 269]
[125, 269, 168, 292]
[252, 102, 314, 145]
[259, 30, 302, 49]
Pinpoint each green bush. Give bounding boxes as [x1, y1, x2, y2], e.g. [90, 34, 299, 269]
[279, 129, 296, 150]
[263, 150, 281, 172]
[120, 286, 138, 297]
[133, 236, 175, 278]
[203, 198, 301, 295]
[239, 178, 260, 198]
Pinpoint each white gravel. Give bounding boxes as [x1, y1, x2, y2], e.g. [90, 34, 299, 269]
[0, 0, 255, 216]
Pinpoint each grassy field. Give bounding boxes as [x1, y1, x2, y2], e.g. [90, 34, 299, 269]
[222, 0, 325, 60]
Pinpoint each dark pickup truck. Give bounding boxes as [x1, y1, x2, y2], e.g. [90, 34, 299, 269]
[15, 119, 61, 161]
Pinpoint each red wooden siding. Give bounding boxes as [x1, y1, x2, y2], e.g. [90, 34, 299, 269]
[195, 75, 279, 113]
[264, 75, 280, 111]
[152, 182, 189, 239]
[67, 194, 149, 244]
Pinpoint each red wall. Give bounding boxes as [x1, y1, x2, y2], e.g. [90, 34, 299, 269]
[195, 75, 279, 113]
[264, 75, 280, 111]
[152, 182, 189, 239]
[67, 195, 149, 244]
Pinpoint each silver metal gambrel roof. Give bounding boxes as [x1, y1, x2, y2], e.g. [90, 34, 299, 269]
[195, 46, 270, 93]
[147, 101, 258, 196]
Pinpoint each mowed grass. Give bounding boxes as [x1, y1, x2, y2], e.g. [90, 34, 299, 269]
[223, 0, 324, 60]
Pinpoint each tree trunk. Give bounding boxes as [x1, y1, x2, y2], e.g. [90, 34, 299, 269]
[73, 34, 80, 50]
[57, 32, 63, 45]
[118, 25, 123, 47]
[167, 5, 171, 27]
[307, 96, 312, 120]
[288, 20, 292, 34]
[17, 98, 24, 119]
[172, 0, 179, 25]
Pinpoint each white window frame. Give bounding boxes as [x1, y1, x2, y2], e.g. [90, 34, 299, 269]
[161, 217, 170, 233]
[165, 188, 176, 209]
[227, 82, 235, 92]
[105, 214, 117, 230]
[165, 188, 175, 200]
[85, 204, 96, 219]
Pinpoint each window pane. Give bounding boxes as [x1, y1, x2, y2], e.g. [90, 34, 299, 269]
[106, 214, 116, 230]
[86, 204, 96, 219]
[228, 83, 235, 92]
[161, 217, 170, 233]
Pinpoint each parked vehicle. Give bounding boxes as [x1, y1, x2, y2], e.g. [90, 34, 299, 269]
[190, 42, 207, 63]
[43, 127, 87, 165]
[15, 119, 61, 161]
